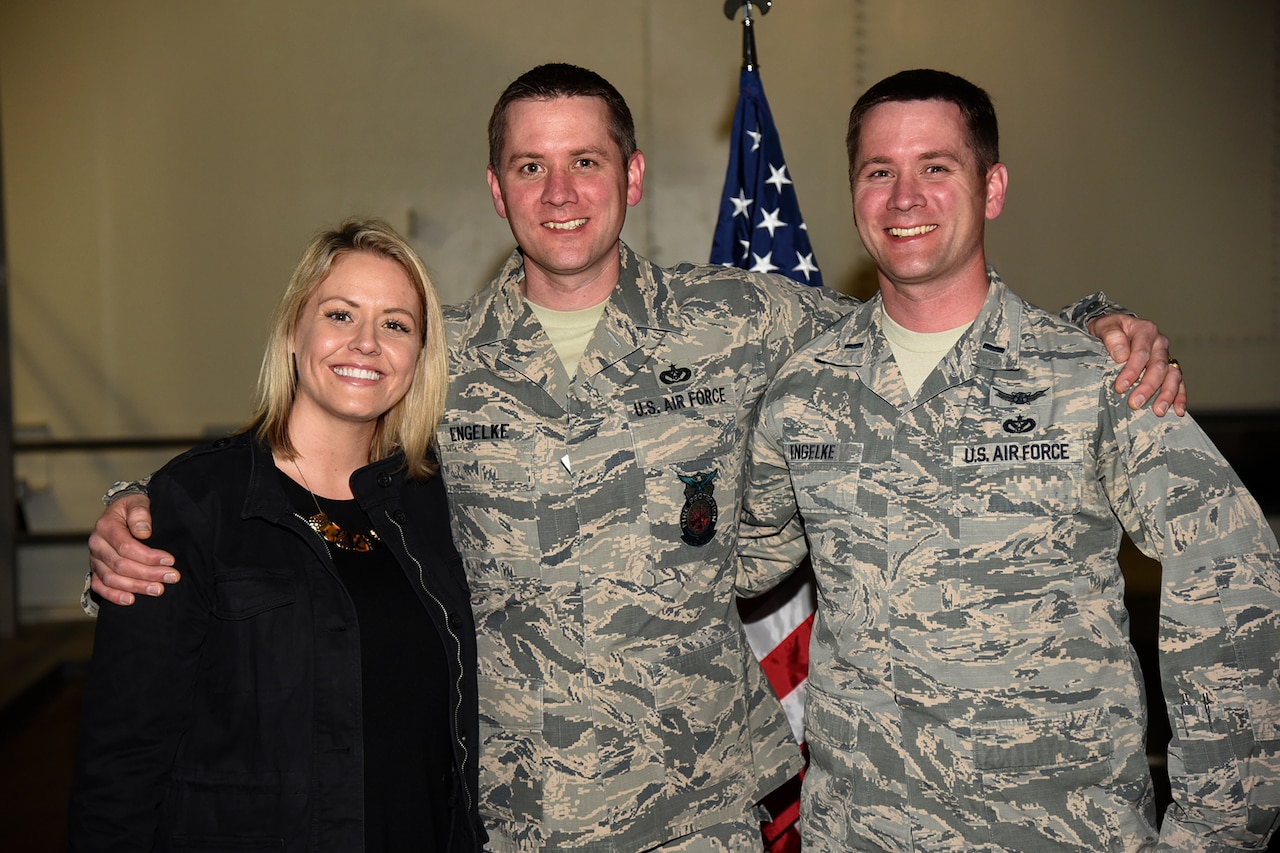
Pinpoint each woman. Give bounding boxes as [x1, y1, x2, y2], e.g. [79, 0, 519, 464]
[69, 219, 485, 851]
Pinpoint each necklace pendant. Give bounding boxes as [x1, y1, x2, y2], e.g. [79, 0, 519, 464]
[306, 510, 380, 552]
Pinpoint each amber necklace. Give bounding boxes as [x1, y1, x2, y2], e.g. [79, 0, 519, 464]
[292, 460, 380, 552]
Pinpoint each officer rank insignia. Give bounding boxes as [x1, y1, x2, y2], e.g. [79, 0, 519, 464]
[678, 470, 719, 546]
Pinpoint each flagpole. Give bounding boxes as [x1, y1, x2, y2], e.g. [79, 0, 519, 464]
[713, 4, 816, 852]
[722, 0, 772, 71]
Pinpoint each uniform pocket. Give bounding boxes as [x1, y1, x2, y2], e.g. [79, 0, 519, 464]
[476, 673, 547, 850]
[951, 437, 1084, 570]
[1172, 697, 1255, 829]
[974, 707, 1124, 847]
[436, 429, 542, 580]
[951, 438, 1083, 518]
[648, 624, 749, 801]
[627, 408, 736, 554]
[788, 441, 863, 517]
[800, 685, 863, 850]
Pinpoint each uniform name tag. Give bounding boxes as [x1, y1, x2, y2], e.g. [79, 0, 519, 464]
[447, 423, 511, 441]
[786, 442, 859, 464]
[953, 439, 1082, 466]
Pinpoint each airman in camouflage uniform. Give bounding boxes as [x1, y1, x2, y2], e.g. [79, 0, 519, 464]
[741, 272, 1280, 851]
[439, 240, 846, 851]
[739, 69, 1279, 851]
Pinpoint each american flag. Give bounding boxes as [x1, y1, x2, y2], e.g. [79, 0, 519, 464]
[710, 68, 822, 288]
[710, 66, 818, 853]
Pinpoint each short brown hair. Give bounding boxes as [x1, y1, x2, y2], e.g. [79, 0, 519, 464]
[847, 69, 1000, 183]
[488, 63, 637, 169]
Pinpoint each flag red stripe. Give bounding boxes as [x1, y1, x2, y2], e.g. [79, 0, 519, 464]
[758, 612, 813, 698]
[761, 797, 801, 842]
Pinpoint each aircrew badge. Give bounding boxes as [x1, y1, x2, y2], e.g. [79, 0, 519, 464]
[678, 470, 719, 546]
[995, 388, 1048, 405]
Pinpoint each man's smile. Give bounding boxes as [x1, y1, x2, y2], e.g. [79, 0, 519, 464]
[887, 225, 938, 238]
[543, 218, 588, 231]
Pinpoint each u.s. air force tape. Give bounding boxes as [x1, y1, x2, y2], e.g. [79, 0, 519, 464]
[952, 439, 1082, 466]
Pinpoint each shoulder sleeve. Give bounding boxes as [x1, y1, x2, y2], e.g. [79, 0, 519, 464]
[1099, 390, 1280, 849]
[737, 380, 809, 597]
[752, 275, 854, 369]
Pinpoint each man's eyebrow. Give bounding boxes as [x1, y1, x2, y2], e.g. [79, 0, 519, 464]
[505, 145, 611, 164]
[917, 149, 964, 162]
[855, 154, 894, 171]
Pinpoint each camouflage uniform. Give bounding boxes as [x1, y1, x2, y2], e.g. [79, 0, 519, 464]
[739, 271, 1280, 852]
[437, 241, 849, 852]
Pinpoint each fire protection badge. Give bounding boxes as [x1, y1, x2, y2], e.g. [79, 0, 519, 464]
[678, 471, 719, 546]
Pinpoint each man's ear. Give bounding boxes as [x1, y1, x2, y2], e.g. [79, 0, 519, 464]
[487, 165, 508, 220]
[985, 162, 1008, 220]
[626, 150, 646, 208]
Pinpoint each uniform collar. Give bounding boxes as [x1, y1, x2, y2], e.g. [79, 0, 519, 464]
[451, 241, 685, 406]
[815, 268, 1023, 408]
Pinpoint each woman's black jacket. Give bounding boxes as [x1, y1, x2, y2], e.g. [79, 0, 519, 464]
[69, 431, 485, 851]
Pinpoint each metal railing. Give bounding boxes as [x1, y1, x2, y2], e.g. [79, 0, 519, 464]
[13, 435, 208, 546]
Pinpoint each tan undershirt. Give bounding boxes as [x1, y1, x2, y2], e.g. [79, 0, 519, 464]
[526, 298, 609, 378]
[879, 304, 972, 397]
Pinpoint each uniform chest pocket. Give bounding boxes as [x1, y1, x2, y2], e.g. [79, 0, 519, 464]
[788, 441, 863, 516]
[950, 437, 1084, 565]
[435, 430, 535, 494]
[435, 428, 542, 580]
[627, 407, 736, 553]
[626, 404, 736, 469]
[951, 437, 1084, 518]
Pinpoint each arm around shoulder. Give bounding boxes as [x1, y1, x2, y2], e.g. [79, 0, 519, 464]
[1061, 292, 1187, 416]
[87, 482, 180, 609]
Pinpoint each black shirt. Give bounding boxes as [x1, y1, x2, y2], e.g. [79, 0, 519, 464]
[280, 468, 454, 851]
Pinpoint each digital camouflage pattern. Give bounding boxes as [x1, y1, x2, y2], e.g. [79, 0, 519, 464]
[437, 241, 848, 851]
[739, 271, 1280, 852]
[76, 253, 1132, 848]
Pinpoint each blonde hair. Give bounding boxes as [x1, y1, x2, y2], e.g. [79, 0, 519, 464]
[252, 218, 447, 480]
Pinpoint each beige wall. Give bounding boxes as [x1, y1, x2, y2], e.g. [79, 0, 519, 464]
[1, 0, 1277, 617]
